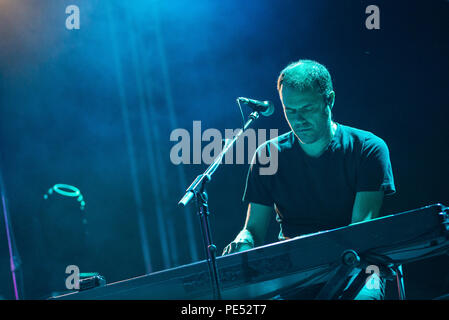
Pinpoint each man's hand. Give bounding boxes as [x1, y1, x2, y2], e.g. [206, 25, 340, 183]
[222, 241, 254, 255]
[222, 203, 272, 255]
[222, 229, 255, 255]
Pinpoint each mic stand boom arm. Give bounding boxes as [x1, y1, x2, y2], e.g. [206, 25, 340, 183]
[178, 111, 261, 300]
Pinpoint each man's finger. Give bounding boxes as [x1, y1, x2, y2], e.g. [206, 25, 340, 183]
[222, 243, 232, 256]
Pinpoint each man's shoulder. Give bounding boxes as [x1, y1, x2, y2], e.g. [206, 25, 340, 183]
[338, 124, 391, 161]
[339, 123, 388, 148]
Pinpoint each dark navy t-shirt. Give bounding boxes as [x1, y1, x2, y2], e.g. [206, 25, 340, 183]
[243, 123, 396, 239]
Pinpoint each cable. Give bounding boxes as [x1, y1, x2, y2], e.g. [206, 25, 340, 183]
[236, 99, 246, 130]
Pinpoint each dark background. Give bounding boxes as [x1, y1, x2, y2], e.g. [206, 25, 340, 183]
[0, 0, 448, 299]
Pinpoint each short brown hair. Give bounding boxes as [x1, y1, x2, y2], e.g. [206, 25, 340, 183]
[277, 59, 333, 103]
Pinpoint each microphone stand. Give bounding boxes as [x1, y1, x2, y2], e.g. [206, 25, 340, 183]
[0, 167, 24, 300]
[178, 110, 261, 300]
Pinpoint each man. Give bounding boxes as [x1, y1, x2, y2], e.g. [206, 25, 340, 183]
[222, 59, 396, 300]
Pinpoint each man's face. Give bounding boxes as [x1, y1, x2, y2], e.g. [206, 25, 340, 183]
[280, 85, 330, 144]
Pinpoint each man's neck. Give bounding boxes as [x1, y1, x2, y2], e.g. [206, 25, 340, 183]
[299, 121, 338, 158]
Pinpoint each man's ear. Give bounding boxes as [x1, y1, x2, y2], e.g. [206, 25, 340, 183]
[327, 91, 335, 110]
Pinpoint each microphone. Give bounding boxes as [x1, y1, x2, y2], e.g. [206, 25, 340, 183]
[237, 97, 274, 117]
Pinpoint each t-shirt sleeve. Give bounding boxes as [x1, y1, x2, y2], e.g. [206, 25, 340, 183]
[356, 135, 396, 195]
[242, 142, 276, 207]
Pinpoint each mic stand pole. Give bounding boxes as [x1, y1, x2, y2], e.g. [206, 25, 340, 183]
[0, 167, 24, 300]
[178, 111, 261, 300]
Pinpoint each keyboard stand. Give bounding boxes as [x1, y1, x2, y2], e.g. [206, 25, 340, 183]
[315, 249, 362, 299]
[316, 249, 407, 300]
